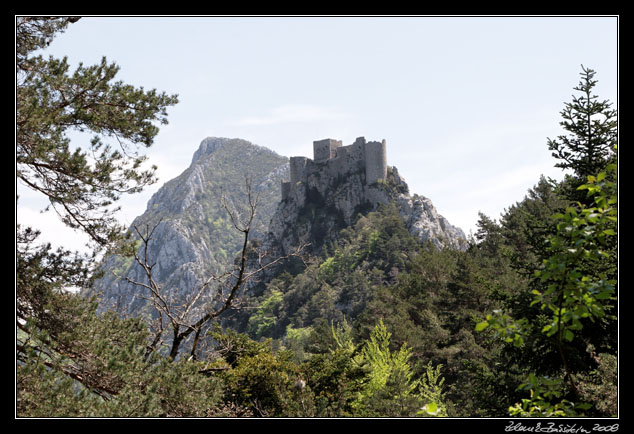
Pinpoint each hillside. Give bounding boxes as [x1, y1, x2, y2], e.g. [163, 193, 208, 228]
[87, 137, 289, 320]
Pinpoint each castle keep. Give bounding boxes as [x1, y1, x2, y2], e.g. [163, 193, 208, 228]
[281, 137, 387, 201]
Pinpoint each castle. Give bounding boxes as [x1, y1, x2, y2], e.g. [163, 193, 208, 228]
[281, 137, 387, 200]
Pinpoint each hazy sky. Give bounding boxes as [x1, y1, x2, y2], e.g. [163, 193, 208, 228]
[16, 16, 619, 251]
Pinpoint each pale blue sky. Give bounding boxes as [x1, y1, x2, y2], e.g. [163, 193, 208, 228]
[17, 16, 619, 250]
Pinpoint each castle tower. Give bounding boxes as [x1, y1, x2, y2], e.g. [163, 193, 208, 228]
[290, 156, 308, 184]
[313, 138, 342, 162]
[364, 139, 387, 184]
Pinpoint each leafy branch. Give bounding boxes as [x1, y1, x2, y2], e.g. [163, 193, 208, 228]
[476, 157, 616, 416]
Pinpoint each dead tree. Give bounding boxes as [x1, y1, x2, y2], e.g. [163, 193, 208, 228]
[126, 179, 308, 361]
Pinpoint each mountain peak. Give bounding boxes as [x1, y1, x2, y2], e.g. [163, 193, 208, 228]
[191, 137, 285, 165]
[190, 137, 235, 164]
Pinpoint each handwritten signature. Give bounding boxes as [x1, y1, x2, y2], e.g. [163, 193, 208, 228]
[505, 421, 619, 433]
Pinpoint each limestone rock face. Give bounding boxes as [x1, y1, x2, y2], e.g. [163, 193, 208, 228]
[397, 193, 468, 251]
[88, 137, 289, 318]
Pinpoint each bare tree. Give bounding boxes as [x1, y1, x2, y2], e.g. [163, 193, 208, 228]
[126, 179, 308, 361]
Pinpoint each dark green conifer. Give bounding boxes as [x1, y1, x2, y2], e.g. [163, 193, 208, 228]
[547, 65, 617, 180]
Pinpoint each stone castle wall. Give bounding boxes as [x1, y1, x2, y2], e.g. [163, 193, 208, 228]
[313, 139, 343, 162]
[289, 156, 308, 184]
[282, 136, 387, 200]
[364, 140, 387, 184]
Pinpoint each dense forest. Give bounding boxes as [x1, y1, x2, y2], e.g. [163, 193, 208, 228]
[16, 17, 617, 418]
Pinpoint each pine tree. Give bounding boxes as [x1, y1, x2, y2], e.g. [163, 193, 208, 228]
[16, 17, 178, 249]
[547, 65, 617, 180]
[16, 17, 183, 416]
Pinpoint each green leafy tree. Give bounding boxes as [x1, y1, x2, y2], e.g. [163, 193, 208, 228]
[351, 320, 446, 417]
[478, 145, 617, 418]
[531, 162, 617, 397]
[478, 164, 617, 418]
[475, 66, 617, 418]
[207, 326, 313, 417]
[507, 374, 590, 417]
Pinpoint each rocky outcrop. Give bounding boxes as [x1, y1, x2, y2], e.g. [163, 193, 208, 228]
[397, 192, 468, 251]
[88, 137, 289, 318]
[263, 137, 467, 260]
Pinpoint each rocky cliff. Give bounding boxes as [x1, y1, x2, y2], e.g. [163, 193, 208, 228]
[88, 137, 289, 318]
[263, 137, 467, 262]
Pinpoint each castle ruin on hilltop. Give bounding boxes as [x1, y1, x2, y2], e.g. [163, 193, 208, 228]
[281, 137, 387, 200]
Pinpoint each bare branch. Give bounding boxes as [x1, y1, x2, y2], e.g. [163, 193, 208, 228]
[124, 177, 309, 361]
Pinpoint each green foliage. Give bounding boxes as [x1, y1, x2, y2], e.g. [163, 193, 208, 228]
[17, 283, 224, 417]
[283, 325, 314, 361]
[476, 86, 617, 417]
[330, 318, 356, 353]
[221, 351, 303, 417]
[354, 320, 409, 399]
[247, 290, 283, 338]
[417, 362, 447, 417]
[17, 17, 178, 249]
[106, 357, 224, 417]
[208, 326, 312, 417]
[350, 320, 446, 417]
[547, 65, 617, 179]
[302, 324, 365, 417]
[533, 163, 616, 344]
[476, 165, 617, 417]
[500, 176, 568, 277]
[476, 310, 528, 348]
[345, 214, 520, 417]
[508, 374, 591, 417]
[209, 319, 450, 417]
[578, 347, 618, 417]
